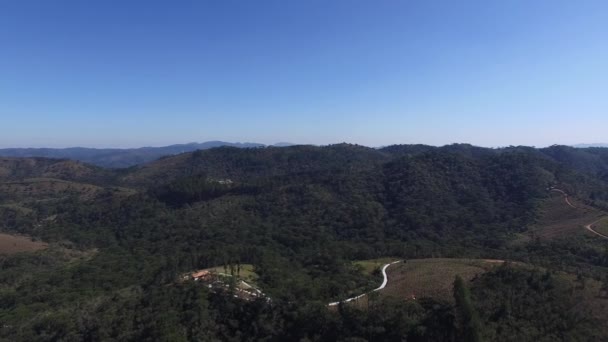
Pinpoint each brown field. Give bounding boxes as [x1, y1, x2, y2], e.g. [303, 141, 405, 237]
[0, 233, 48, 254]
[345, 257, 608, 318]
[343, 258, 505, 309]
[530, 192, 605, 239]
[379, 258, 503, 303]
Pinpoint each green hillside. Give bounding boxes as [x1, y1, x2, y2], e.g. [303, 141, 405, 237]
[1, 145, 608, 340]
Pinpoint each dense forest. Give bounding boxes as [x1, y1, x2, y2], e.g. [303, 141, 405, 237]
[1, 144, 608, 341]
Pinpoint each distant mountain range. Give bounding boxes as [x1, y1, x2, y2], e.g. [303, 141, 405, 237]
[1, 141, 604, 168]
[0, 141, 294, 168]
[573, 143, 608, 148]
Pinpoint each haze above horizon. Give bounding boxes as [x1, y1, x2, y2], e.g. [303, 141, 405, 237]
[1, 1, 607, 149]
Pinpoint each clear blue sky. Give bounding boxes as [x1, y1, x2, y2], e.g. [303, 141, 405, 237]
[1, 0, 607, 148]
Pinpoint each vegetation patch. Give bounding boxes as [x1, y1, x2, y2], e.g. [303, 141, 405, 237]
[200, 263, 258, 284]
[0, 178, 104, 201]
[354, 257, 401, 275]
[0, 204, 33, 215]
[472, 264, 608, 341]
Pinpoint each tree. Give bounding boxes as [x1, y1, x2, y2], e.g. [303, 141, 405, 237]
[600, 277, 608, 298]
[453, 275, 482, 342]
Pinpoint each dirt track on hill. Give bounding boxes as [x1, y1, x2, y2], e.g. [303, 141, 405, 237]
[585, 220, 608, 239]
[552, 188, 608, 239]
[551, 188, 577, 208]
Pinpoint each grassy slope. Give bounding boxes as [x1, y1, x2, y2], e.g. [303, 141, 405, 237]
[343, 258, 505, 309]
[530, 192, 605, 239]
[380, 258, 503, 302]
[353, 257, 608, 325]
[592, 217, 608, 236]
[554, 270, 608, 322]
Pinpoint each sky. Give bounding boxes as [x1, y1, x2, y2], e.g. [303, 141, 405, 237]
[1, 0, 607, 148]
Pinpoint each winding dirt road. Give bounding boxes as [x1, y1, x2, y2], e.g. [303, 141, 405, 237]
[551, 188, 577, 208]
[328, 260, 402, 306]
[585, 220, 608, 239]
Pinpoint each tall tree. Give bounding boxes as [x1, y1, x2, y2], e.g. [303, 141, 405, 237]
[453, 275, 482, 342]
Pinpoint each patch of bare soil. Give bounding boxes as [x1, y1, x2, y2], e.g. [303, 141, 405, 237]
[0, 233, 48, 254]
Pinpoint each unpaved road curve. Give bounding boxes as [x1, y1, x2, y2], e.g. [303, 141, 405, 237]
[585, 220, 608, 239]
[551, 188, 577, 208]
[328, 260, 402, 306]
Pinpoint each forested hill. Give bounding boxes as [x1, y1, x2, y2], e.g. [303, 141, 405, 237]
[120, 144, 608, 206]
[121, 144, 391, 187]
[0, 157, 113, 184]
[1, 144, 608, 340]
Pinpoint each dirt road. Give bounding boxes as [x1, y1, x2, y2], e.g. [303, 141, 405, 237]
[585, 220, 608, 239]
[551, 188, 577, 208]
[328, 260, 401, 306]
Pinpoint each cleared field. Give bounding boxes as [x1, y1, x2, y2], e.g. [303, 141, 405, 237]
[531, 192, 604, 239]
[0, 233, 48, 254]
[379, 258, 503, 303]
[341, 258, 505, 309]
